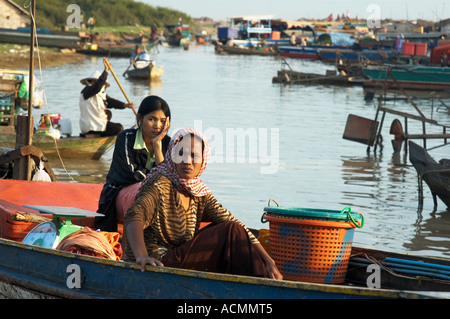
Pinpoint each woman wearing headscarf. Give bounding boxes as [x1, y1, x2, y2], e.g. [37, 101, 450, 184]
[123, 128, 282, 280]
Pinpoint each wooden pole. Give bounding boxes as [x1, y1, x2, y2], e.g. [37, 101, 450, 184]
[15, 0, 36, 180]
[27, 0, 35, 146]
[103, 58, 137, 116]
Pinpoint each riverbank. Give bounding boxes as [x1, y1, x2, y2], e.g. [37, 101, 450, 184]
[0, 44, 86, 69]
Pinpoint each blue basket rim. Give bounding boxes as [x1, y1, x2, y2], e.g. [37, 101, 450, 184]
[263, 206, 362, 221]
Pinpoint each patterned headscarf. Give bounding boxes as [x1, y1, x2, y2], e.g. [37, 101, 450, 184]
[140, 128, 211, 197]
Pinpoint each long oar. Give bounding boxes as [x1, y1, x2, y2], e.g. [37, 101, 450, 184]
[123, 55, 139, 77]
[103, 58, 137, 116]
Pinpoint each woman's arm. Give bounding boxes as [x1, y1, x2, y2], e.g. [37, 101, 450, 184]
[126, 220, 164, 271]
[124, 178, 162, 271]
[254, 243, 283, 280]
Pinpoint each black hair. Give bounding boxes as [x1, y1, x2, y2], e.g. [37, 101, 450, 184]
[137, 95, 171, 119]
[179, 133, 205, 152]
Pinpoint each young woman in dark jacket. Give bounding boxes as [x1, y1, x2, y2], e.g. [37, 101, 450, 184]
[95, 95, 171, 231]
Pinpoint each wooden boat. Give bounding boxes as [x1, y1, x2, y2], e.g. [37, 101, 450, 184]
[318, 48, 385, 65]
[277, 41, 353, 60]
[0, 27, 84, 49]
[215, 43, 278, 56]
[0, 134, 116, 160]
[3, 234, 450, 299]
[363, 65, 450, 91]
[164, 24, 191, 47]
[430, 45, 450, 66]
[1, 179, 450, 299]
[124, 64, 164, 80]
[277, 46, 320, 60]
[78, 42, 159, 58]
[272, 69, 365, 86]
[408, 141, 450, 209]
[77, 43, 136, 57]
[0, 69, 115, 160]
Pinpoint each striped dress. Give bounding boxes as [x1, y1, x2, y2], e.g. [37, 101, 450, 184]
[123, 175, 258, 261]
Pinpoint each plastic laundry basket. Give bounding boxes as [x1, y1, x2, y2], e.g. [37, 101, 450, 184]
[262, 201, 364, 284]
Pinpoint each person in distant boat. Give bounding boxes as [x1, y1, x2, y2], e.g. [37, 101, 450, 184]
[129, 45, 142, 67]
[89, 32, 99, 44]
[129, 46, 152, 69]
[290, 32, 296, 46]
[122, 128, 283, 280]
[134, 31, 145, 44]
[300, 37, 308, 47]
[79, 57, 135, 137]
[150, 24, 158, 42]
[441, 53, 449, 67]
[94, 95, 171, 232]
[226, 38, 235, 47]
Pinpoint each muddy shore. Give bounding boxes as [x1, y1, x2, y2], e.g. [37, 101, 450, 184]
[0, 32, 124, 69]
[0, 47, 87, 69]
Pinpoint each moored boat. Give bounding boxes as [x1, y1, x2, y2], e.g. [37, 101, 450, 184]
[363, 65, 450, 91]
[164, 24, 191, 47]
[277, 46, 319, 60]
[272, 69, 365, 86]
[0, 133, 116, 160]
[318, 48, 385, 64]
[214, 42, 278, 56]
[77, 43, 137, 57]
[0, 68, 115, 160]
[409, 140, 450, 209]
[0, 27, 84, 49]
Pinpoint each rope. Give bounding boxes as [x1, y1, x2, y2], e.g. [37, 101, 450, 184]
[24, 0, 75, 182]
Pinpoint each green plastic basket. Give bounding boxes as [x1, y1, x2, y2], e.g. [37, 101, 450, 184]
[262, 203, 364, 228]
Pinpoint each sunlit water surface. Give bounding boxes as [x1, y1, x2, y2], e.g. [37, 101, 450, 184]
[33, 44, 450, 258]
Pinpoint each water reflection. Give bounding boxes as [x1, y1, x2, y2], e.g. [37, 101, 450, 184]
[341, 155, 381, 209]
[407, 209, 450, 257]
[50, 155, 111, 183]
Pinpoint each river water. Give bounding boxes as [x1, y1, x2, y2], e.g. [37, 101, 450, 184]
[34, 44, 450, 259]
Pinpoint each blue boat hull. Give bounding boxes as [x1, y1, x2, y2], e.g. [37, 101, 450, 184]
[318, 49, 384, 64]
[0, 238, 446, 299]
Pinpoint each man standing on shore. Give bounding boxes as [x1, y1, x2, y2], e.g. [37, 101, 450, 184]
[87, 16, 95, 30]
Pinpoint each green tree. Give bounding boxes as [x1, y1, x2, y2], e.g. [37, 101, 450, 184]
[18, 0, 193, 29]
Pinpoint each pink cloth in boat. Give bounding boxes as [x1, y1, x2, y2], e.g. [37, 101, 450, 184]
[115, 182, 141, 224]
